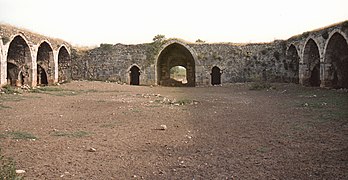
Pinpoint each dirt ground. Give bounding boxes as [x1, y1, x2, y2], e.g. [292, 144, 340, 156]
[0, 81, 347, 179]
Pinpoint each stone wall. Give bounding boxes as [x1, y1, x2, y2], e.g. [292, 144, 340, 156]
[189, 41, 287, 85]
[72, 21, 348, 88]
[72, 40, 287, 86]
[2, 20, 347, 88]
[72, 43, 151, 84]
[0, 24, 72, 87]
[285, 21, 348, 88]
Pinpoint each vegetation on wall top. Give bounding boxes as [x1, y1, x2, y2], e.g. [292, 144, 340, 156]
[145, 34, 167, 66]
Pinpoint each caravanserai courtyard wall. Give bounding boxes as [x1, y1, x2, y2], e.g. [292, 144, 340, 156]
[1, 21, 348, 88]
[0, 24, 72, 87]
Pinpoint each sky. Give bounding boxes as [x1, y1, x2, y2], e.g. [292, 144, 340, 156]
[0, 0, 347, 46]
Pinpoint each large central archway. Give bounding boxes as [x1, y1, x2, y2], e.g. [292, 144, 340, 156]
[157, 43, 195, 87]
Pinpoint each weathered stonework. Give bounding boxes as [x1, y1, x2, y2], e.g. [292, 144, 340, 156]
[72, 39, 288, 86]
[1, 21, 348, 88]
[0, 24, 71, 87]
[286, 21, 348, 88]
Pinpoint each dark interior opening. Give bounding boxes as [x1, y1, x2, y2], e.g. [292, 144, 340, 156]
[130, 66, 140, 85]
[310, 63, 321, 86]
[303, 39, 320, 86]
[37, 65, 48, 85]
[7, 63, 19, 86]
[211, 66, 222, 85]
[324, 33, 348, 88]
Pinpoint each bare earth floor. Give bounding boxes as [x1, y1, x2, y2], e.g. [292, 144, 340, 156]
[0, 81, 347, 179]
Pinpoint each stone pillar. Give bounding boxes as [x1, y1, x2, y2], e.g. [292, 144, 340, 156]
[195, 65, 204, 86]
[320, 63, 333, 87]
[299, 64, 309, 86]
[48, 51, 55, 84]
[0, 39, 5, 86]
[53, 50, 59, 83]
[30, 47, 37, 87]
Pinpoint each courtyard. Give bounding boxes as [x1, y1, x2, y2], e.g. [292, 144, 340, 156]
[0, 81, 347, 179]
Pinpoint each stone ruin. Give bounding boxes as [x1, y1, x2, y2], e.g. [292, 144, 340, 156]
[0, 21, 347, 88]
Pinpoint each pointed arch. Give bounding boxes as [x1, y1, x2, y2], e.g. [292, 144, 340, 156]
[302, 38, 321, 86]
[285, 44, 300, 83]
[156, 41, 197, 87]
[6, 35, 32, 86]
[211, 66, 222, 85]
[323, 32, 348, 88]
[57, 45, 71, 83]
[128, 65, 141, 85]
[37, 41, 54, 84]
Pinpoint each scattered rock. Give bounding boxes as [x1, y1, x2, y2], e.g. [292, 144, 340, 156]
[159, 125, 167, 130]
[185, 135, 192, 139]
[21, 84, 31, 91]
[303, 103, 309, 107]
[87, 147, 97, 152]
[16, 170, 26, 174]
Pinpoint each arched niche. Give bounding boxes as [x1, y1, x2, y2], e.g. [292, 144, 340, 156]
[37, 41, 54, 84]
[285, 44, 299, 83]
[211, 66, 222, 85]
[6, 35, 32, 86]
[302, 39, 321, 86]
[58, 46, 71, 83]
[129, 65, 140, 85]
[323, 32, 348, 88]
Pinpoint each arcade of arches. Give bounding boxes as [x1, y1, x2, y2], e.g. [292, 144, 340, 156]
[1, 22, 347, 89]
[298, 32, 348, 89]
[157, 43, 195, 87]
[1, 35, 71, 87]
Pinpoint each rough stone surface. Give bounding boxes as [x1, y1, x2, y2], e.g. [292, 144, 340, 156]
[1, 21, 348, 88]
[71, 21, 348, 88]
[0, 24, 71, 87]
